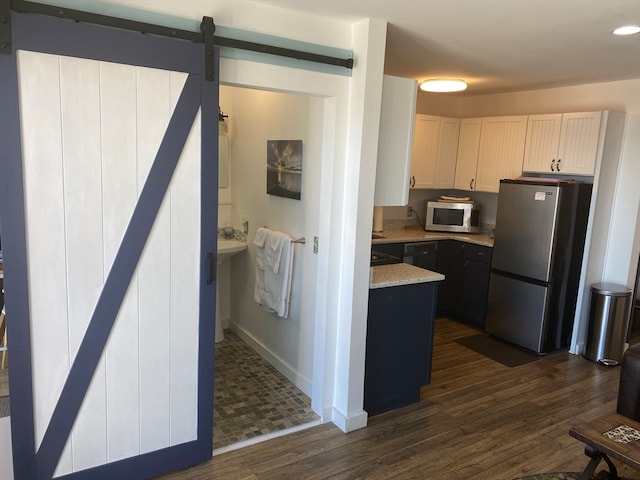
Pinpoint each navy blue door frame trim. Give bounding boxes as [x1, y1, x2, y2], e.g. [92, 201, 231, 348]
[0, 25, 36, 480]
[0, 9, 218, 480]
[11, 11, 203, 75]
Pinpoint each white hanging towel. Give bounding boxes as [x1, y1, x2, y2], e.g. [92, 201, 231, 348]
[253, 227, 294, 318]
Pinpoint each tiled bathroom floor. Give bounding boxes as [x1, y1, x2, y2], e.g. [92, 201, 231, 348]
[213, 330, 319, 450]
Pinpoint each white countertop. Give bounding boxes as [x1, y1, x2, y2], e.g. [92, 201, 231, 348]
[371, 227, 494, 248]
[370, 263, 445, 289]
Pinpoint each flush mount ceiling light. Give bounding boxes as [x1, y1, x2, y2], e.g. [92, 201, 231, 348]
[419, 79, 467, 93]
[612, 25, 640, 35]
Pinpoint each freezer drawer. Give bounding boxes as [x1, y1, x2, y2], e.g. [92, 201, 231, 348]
[485, 273, 549, 353]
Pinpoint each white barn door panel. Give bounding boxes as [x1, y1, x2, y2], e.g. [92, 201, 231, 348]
[17, 51, 202, 477]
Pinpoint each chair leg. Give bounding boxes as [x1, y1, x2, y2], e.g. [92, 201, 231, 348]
[579, 446, 620, 480]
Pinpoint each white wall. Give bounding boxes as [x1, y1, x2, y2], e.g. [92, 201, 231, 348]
[220, 85, 317, 395]
[415, 91, 460, 118]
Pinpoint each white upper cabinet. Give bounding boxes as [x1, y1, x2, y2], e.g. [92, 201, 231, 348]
[374, 75, 418, 206]
[454, 118, 482, 191]
[475, 116, 528, 193]
[410, 115, 460, 189]
[523, 111, 602, 175]
[410, 115, 441, 189]
[434, 117, 461, 188]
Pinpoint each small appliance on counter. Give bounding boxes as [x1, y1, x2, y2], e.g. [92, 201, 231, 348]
[424, 195, 480, 233]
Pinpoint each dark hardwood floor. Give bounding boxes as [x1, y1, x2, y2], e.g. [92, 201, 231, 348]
[157, 318, 640, 479]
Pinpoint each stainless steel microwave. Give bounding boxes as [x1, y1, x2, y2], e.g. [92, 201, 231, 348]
[425, 200, 480, 233]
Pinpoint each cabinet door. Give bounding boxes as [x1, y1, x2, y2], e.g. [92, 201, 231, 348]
[557, 111, 602, 175]
[461, 259, 491, 327]
[435, 240, 451, 315]
[522, 114, 562, 173]
[444, 241, 465, 317]
[475, 116, 528, 193]
[453, 118, 482, 191]
[460, 244, 492, 327]
[374, 75, 418, 206]
[410, 115, 441, 189]
[433, 117, 461, 188]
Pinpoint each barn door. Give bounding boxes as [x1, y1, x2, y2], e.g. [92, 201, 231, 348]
[0, 10, 217, 480]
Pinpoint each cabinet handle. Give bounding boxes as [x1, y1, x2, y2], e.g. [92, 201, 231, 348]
[410, 176, 416, 188]
[469, 178, 474, 190]
[550, 159, 556, 172]
[557, 158, 561, 172]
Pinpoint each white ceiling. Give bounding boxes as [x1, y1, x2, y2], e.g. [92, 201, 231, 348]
[253, 0, 640, 96]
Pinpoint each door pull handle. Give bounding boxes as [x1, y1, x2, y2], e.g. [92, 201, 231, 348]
[207, 252, 216, 285]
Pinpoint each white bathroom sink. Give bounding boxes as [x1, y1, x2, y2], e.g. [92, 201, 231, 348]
[217, 238, 247, 263]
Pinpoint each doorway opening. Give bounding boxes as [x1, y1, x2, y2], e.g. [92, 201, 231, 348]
[212, 83, 325, 451]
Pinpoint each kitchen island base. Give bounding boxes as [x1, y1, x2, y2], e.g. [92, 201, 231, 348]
[365, 280, 438, 416]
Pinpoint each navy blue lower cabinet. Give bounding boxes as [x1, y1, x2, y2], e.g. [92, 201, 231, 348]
[364, 281, 438, 416]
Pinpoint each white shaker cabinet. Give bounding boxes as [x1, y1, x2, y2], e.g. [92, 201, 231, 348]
[475, 115, 528, 193]
[434, 117, 461, 188]
[410, 115, 460, 189]
[410, 115, 441, 189]
[374, 75, 418, 206]
[523, 111, 602, 175]
[453, 118, 482, 191]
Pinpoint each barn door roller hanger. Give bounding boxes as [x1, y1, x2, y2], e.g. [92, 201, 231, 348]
[0, 0, 354, 79]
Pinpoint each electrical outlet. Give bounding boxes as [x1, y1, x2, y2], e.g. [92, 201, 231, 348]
[407, 206, 414, 217]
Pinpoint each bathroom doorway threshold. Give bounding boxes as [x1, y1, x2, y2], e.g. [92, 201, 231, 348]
[213, 419, 322, 455]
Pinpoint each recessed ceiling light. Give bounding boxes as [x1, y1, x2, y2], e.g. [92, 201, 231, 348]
[419, 79, 467, 93]
[612, 25, 640, 35]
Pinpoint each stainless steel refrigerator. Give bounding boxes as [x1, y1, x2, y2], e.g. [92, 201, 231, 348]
[485, 179, 592, 354]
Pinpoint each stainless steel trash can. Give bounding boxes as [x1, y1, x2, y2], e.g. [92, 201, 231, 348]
[584, 283, 633, 365]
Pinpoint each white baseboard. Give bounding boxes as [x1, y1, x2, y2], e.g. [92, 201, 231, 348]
[331, 407, 368, 433]
[570, 342, 585, 355]
[228, 322, 312, 397]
